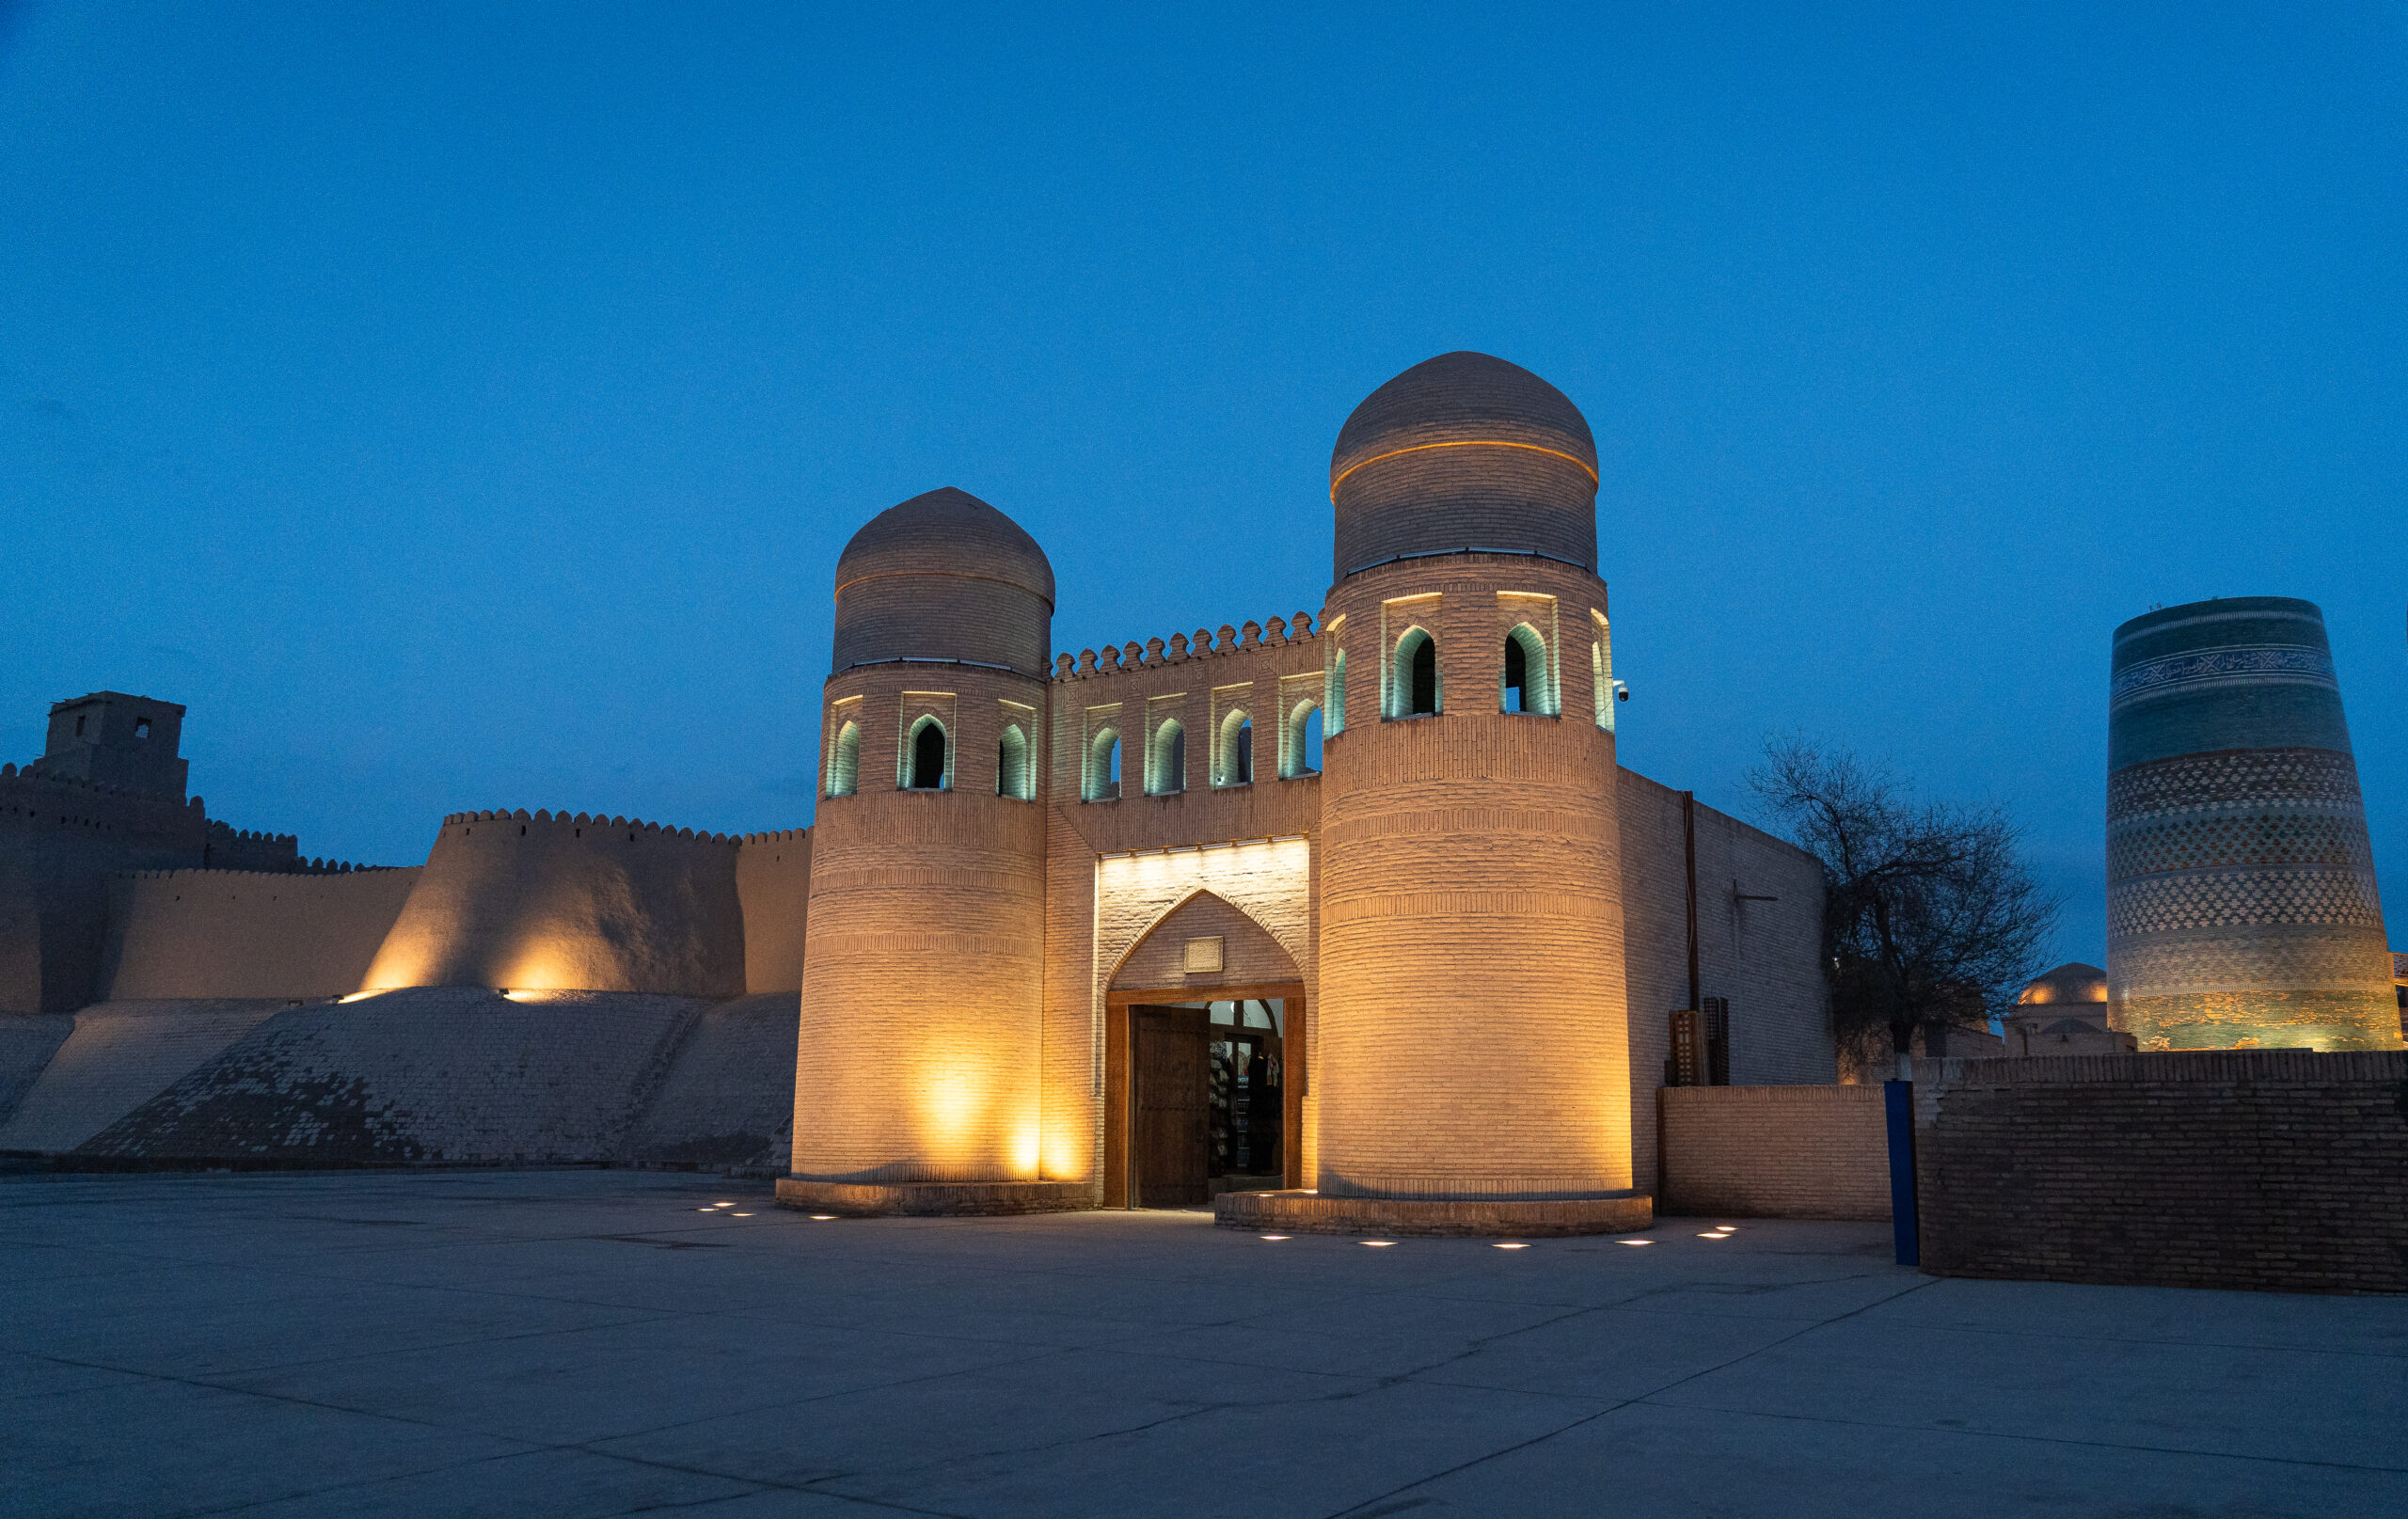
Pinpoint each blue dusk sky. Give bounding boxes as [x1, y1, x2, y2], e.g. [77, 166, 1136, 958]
[3, 3, 2401, 968]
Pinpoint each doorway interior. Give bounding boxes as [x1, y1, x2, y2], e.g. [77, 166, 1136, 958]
[1104, 988, 1304, 1208]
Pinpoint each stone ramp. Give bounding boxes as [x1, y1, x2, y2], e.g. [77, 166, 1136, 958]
[0, 1000, 289, 1153]
[616, 990, 798, 1174]
[74, 989, 713, 1165]
[0, 1013, 76, 1128]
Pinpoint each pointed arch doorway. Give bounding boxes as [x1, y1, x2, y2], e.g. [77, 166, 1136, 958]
[1101, 892, 1307, 1208]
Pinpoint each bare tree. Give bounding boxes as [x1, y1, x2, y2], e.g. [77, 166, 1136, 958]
[1748, 736, 2058, 1070]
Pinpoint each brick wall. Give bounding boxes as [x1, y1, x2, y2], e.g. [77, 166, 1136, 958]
[1914, 1050, 2408, 1293]
[1658, 1084, 1889, 1220]
[1619, 769, 1834, 1190]
[98, 868, 420, 1000]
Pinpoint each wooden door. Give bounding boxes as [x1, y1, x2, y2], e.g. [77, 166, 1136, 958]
[1134, 1006, 1209, 1206]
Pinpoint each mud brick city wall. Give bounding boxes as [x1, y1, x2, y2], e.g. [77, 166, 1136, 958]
[1915, 1050, 2408, 1294]
[1658, 1084, 1890, 1220]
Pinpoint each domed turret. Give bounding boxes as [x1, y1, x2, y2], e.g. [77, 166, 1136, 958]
[789, 486, 1067, 1210]
[832, 487, 1054, 678]
[1330, 352, 1598, 580]
[1311, 353, 1634, 1218]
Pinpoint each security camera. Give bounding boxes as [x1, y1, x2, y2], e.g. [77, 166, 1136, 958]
[1617, 687, 1629, 702]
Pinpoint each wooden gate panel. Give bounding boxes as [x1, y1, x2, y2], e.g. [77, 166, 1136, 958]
[1135, 1006, 1209, 1207]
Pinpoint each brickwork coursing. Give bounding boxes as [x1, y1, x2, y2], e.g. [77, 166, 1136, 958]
[1657, 1084, 1888, 1220]
[1914, 1050, 2408, 1293]
[1318, 554, 1632, 1199]
[1617, 769, 1833, 1190]
[1330, 352, 1598, 578]
[800, 659, 1051, 1184]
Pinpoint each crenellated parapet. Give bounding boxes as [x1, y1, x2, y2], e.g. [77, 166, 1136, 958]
[1053, 610, 1321, 682]
[737, 826, 810, 847]
[120, 862, 400, 880]
[439, 807, 743, 847]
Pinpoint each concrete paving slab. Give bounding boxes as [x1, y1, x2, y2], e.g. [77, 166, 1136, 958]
[1380, 1398, 2408, 1518]
[215, 1448, 768, 1518]
[5, 1168, 2402, 1519]
[1652, 1305, 2408, 1470]
[5, 1375, 533, 1519]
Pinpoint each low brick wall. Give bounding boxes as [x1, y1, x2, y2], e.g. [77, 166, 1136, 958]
[1657, 1084, 1890, 1220]
[1914, 1051, 2408, 1294]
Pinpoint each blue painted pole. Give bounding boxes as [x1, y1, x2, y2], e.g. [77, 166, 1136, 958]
[1883, 1079, 1920, 1268]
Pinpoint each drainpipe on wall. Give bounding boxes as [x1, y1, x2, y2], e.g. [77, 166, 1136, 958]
[1682, 790, 1700, 1013]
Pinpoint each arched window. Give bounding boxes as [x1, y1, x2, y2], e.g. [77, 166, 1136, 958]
[1391, 628, 1439, 717]
[1592, 638, 1616, 732]
[907, 718, 948, 790]
[826, 720, 861, 798]
[1280, 698, 1322, 778]
[996, 724, 1030, 800]
[1327, 651, 1346, 736]
[1085, 728, 1122, 801]
[1148, 720, 1186, 796]
[1502, 624, 1551, 715]
[1216, 709, 1253, 786]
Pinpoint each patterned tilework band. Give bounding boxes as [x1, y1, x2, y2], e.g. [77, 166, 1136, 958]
[2105, 744, 2393, 1051]
[2105, 596, 2396, 1052]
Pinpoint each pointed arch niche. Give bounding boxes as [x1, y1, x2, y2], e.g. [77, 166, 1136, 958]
[1109, 888, 1301, 993]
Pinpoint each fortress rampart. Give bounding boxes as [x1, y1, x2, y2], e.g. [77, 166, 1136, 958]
[361, 809, 746, 997]
[99, 867, 422, 1000]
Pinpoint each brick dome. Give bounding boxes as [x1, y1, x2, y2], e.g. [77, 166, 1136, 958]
[1329, 352, 1599, 580]
[2016, 962, 2109, 1006]
[831, 488, 1054, 677]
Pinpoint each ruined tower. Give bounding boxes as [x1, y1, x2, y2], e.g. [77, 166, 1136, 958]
[1312, 353, 1637, 1213]
[2107, 596, 2397, 1050]
[788, 487, 1074, 1201]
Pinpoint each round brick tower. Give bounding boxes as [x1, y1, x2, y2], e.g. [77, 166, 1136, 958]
[784, 487, 1082, 1212]
[2106, 596, 2397, 1051]
[1311, 353, 1640, 1218]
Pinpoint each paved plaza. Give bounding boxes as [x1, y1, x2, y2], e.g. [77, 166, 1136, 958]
[4, 1169, 2402, 1517]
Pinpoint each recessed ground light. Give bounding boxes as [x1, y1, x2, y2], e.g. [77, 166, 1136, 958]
[1260, 1234, 1290, 1241]
[1361, 1240, 1395, 1247]
[809, 1214, 837, 1221]
[1493, 1242, 1529, 1250]
[732, 1212, 753, 1217]
[1618, 1239, 1654, 1245]
[1698, 1232, 1730, 1239]
[696, 1207, 715, 1212]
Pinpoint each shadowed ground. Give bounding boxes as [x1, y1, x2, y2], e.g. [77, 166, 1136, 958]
[3, 1169, 2401, 1517]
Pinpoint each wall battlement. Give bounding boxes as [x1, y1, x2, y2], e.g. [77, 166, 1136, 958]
[1054, 611, 1321, 682]
[440, 808, 741, 846]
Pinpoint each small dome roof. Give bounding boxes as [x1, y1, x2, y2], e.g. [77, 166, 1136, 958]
[2016, 962, 2109, 1006]
[1328, 352, 1599, 579]
[1332, 352, 1597, 486]
[834, 487, 1054, 609]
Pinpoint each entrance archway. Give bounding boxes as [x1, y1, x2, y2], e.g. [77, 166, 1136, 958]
[1101, 890, 1307, 1208]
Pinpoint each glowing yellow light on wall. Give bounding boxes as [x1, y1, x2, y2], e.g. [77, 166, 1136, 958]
[1329, 439, 1601, 501]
